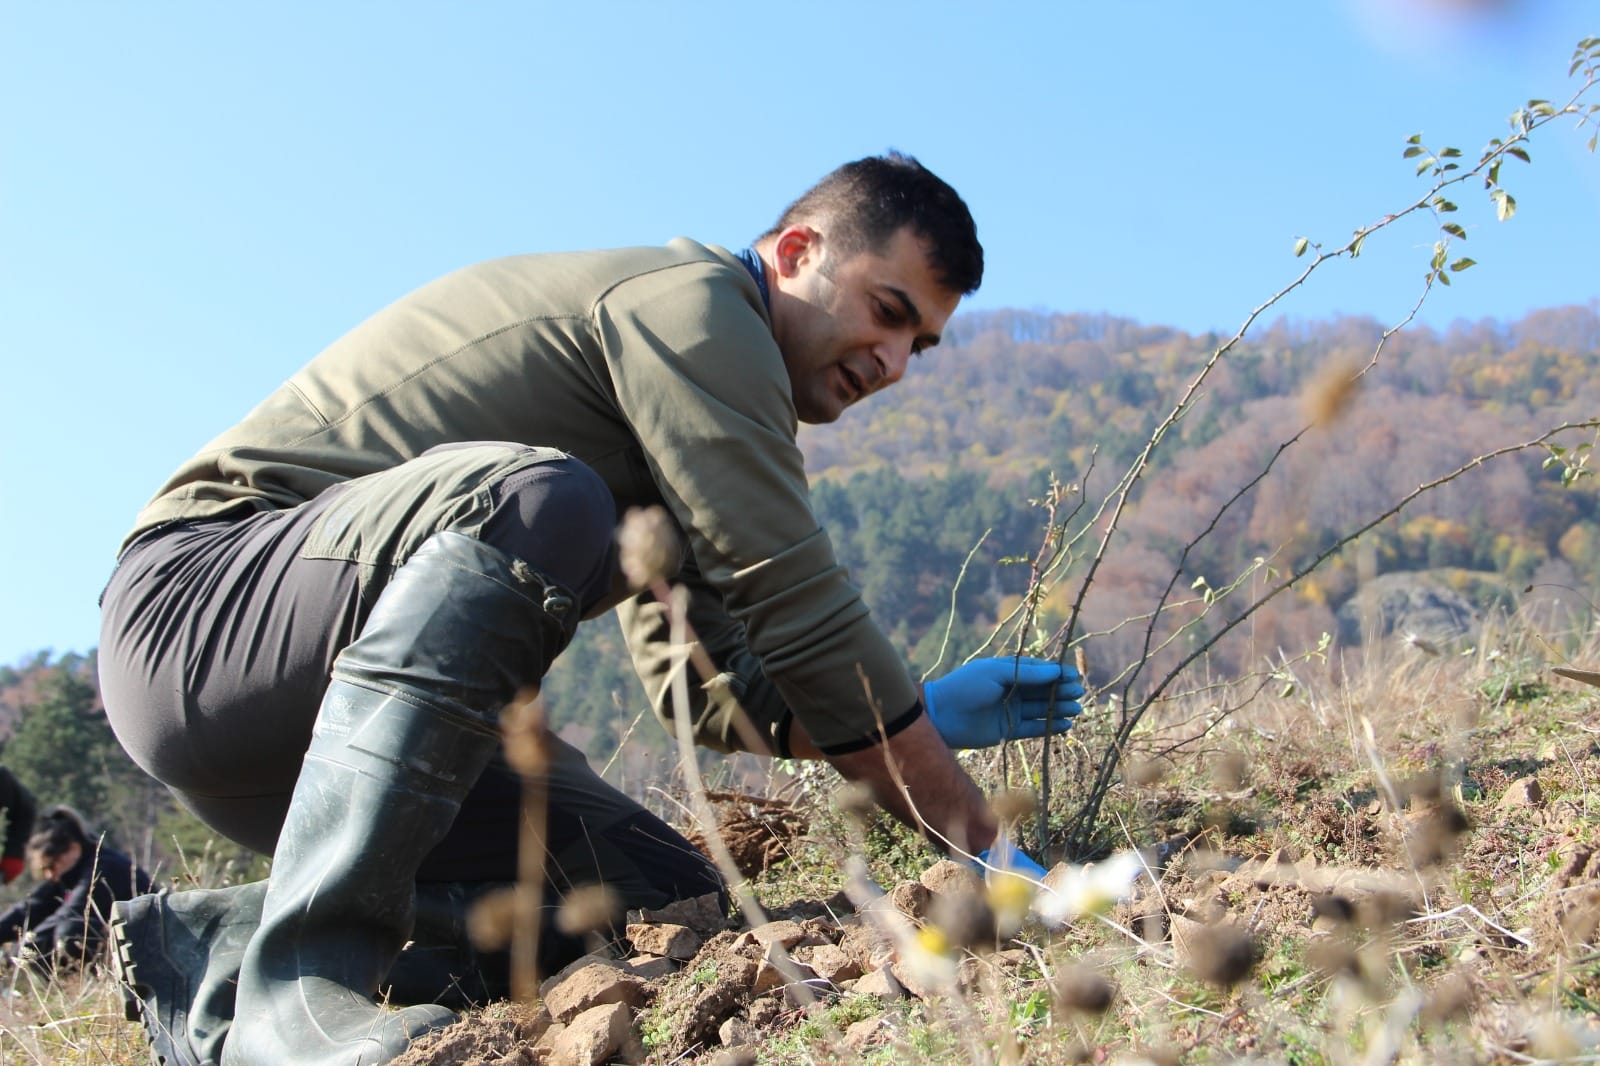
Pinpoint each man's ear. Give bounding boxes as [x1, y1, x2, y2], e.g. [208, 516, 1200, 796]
[771, 225, 821, 279]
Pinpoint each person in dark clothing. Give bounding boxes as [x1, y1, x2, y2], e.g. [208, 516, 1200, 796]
[0, 767, 37, 885]
[0, 806, 152, 974]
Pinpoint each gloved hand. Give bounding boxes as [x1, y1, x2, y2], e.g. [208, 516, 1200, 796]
[976, 838, 1049, 880]
[0, 855, 23, 884]
[923, 656, 1084, 749]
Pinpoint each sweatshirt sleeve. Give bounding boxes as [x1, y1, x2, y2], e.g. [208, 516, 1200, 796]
[594, 260, 922, 752]
[0, 769, 36, 861]
[0, 879, 65, 946]
[616, 558, 793, 755]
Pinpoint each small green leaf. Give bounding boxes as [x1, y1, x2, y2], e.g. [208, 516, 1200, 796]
[1493, 189, 1517, 221]
[1416, 157, 1436, 175]
[1440, 147, 1462, 158]
[1449, 257, 1476, 271]
[1589, 132, 1597, 153]
[1507, 146, 1531, 163]
[1406, 133, 1423, 144]
[1488, 160, 1502, 186]
[1441, 223, 1467, 239]
[1441, 163, 1459, 172]
[1438, 270, 1451, 286]
[1350, 233, 1366, 258]
[1403, 145, 1425, 159]
[1434, 198, 1458, 213]
[1293, 237, 1309, 257]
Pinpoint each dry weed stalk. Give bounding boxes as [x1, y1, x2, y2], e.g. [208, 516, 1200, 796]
[619, 506, 840, 1029]
[502, 689, 550, 1004]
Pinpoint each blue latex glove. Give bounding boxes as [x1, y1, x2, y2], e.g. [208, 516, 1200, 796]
[923, 656, 1084, 749]
[976, 837, 1049, 879]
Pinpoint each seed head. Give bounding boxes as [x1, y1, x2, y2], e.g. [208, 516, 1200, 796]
[466, 886, 519, 951]
[833, 781, 874, 823]
[555, 884, 622, 937]
[617, 505, 680, 590]
[929, 890, 995, 950]
[1052, 963, 1116, 1015]
[501, 690, 549, 775]
[1302, 357, 1362, 426]
[990, 788, 1038, 825]
[1209, 751, 1249, 792]
[1126, 759, 1167, 786]
[1182, 922, 1257, 987]
[1419, 972, 1474, 1027]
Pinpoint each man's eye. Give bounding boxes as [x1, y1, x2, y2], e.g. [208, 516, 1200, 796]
[875, 298, 901, 324]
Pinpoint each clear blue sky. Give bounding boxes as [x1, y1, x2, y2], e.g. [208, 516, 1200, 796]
[2, 1, 1596, 665]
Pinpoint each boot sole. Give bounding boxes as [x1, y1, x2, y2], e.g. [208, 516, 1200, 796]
[110, 893, 199, 1066]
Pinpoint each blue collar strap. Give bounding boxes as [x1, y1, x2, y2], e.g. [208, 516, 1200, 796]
[736, 247, 771, 314]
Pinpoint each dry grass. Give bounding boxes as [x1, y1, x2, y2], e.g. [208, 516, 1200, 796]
[8, 618, 1600, 1064]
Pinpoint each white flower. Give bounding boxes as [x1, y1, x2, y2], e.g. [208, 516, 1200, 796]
[1033, 851, 1145, 926]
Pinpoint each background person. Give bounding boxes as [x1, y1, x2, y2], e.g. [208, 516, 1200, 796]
[0, 806, 152, 973]
[0, 766, 37, 885]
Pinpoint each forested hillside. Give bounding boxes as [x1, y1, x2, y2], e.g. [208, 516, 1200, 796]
[802, 305, 1598, 674]
[5, 304, 1598, 817]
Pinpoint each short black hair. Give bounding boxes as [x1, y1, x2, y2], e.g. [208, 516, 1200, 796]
[762, 151, 983, 295]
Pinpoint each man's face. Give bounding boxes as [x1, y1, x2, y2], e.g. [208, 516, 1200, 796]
[771, 225, 961, 424]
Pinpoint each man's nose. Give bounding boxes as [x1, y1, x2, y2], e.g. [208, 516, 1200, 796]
[874, 338, 914, 387]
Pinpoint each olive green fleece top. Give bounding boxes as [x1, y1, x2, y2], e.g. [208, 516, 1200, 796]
[126, 239, 921, 754]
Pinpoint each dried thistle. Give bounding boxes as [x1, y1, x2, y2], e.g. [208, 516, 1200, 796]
[1355, 889, 1417, 932]
[1302, 357, 1362, 426]
[1559, 886, 1600, 947]
[990, 788, 1038, 825]
[833, 781, 874, 824]
[466, 885, 519, 951]
[1309, 892, 1357, 925]
[1052, 963, 1116, 1015]
[1304, 937, 1361, 981]
[1125, 758, 1167, 787]
[1208, 750, 1249, 792]
[617, 505, 680, 590]
[1402, 802, 1470, 868]
[1305, 937, 1387, 1000]
[1419, 972, 1474, 1027]
[501, 689, 549, 775]
[928, 888, 995, 951]
[555, 883, 622, 938]
[1181, 922, 1257, 987]
[1398, 771, 1445, 807]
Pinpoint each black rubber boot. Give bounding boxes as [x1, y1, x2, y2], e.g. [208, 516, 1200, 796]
[113, 882, 509, 1064]
[381, 881, 513, 1009]
[220, 532, 577, 1066]
[112, 881, 267, 1066]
